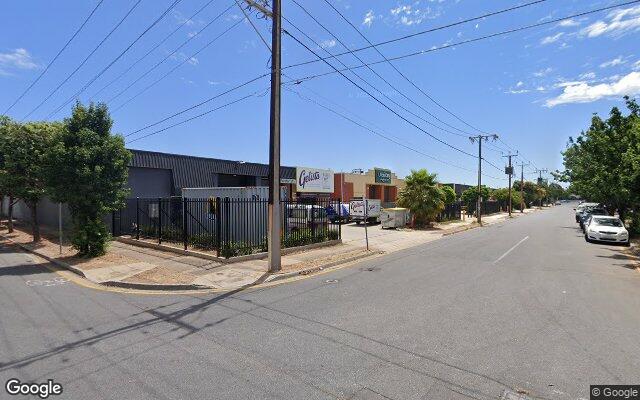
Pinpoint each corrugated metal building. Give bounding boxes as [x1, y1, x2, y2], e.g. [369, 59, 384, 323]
[127, 149, 296, 198]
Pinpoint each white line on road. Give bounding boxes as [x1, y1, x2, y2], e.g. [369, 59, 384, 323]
[493, 236, 529, 264]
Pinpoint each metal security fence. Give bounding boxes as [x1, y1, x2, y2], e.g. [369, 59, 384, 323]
[466, 200, 501, 216]
[437, 201, 463, 222]
[112, 197, 341, 258]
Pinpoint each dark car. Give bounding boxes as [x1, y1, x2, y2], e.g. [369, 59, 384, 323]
[580, 208, 607, 232]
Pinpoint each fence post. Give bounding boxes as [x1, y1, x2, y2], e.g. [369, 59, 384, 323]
[136, 197, 140, 240]
[338, 200, 341, 240]
[215, 197, 221, 257]
[182, 198, 188, 250]
[158, 198, 162, 245]
[311, 197, 316, 240]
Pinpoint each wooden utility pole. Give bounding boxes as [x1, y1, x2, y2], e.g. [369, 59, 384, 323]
[534, 168, 549, 208]
[243, 0, 281, 272]
[502, 152, 518, 217]
[469, 134, 498, 224]
[516, 162, 530, 213]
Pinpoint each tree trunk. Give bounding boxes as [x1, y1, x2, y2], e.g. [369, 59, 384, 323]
[7, 196, 14, 233]
[29, 200, 40, 242]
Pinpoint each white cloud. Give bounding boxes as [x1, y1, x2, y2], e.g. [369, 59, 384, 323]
[389, 3, 438, 26]
[173, 10, 194, 26]
[580, 5, 640, 37]
[362, 10, 375, 27]
[320, 39, 336, 49]
[545, 72, 640, 107]
[599, 56, 625, 68]
[0, 48, 38, 74]
[516, 81, 524, 87]
[540, 32, 564, 45]
[579, 71, 596, 80]
[533, 67, 553, 77]
[633, 60, 640, 71]
[558, 18, 580, 27]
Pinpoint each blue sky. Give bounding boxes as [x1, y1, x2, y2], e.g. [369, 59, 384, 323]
[2, 0, 640, 187]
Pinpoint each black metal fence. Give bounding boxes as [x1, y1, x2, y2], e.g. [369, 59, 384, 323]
[466, 200, 501, 216]
[437, 201, 463, 222]
[112, 197, 341, 258]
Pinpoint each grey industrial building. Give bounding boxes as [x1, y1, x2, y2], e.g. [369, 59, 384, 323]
[1, 149, 299, 232]
[126, 149, 297, 198]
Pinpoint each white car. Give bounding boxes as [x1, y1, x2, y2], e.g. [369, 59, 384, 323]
[585, 216, 630, 246]
[574, 202, 598, 222]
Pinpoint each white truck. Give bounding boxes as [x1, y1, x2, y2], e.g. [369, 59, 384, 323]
[349, 199, 381, 224]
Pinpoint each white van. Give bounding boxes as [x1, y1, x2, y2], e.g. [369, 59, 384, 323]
[349, 199, 381, 224]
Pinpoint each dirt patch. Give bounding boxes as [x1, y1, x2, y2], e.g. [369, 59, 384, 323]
[1, 223, 158, 272]
[282, 248, 376, 273]
[126, 266, 196, 285]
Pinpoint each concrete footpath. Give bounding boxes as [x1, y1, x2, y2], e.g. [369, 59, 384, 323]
[1, 208, 539, 292]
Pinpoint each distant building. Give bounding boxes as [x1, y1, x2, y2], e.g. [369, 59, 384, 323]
[332, 168, 405, 207]
[443, 183, 474, 199]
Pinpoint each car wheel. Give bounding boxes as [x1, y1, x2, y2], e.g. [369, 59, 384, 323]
[624, 240, 631, 247]
[585, 234, 591, 243]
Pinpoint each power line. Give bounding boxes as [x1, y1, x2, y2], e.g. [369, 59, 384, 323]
[123, 70, 268, 137]
[126, 89, 266, 144]
[284, 16, 472, 145]
[91, 0, 219, 101]
[3, 0, 105, 115]
[290, 0, 471, 138]
[286, 86, 503, 179]
[121, 1, 638, 157]
[284, 1, 640, 77]
[105, 2, 235, 105]
[283, 27, 480, 161]
[45, 0, 184, 120]
[285, 0, 549, 70]
[113, 17, 244, 113]
[21, 0, 143, 121]
[321, 0, 479, 136]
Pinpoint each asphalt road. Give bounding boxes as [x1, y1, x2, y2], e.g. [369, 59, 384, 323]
[1, 204, 639, 400]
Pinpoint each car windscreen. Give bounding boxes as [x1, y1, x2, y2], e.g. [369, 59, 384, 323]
[590, 209, 607, 215]
[594, 218, 623, 227]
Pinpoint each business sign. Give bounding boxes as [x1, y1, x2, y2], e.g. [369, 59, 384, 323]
[296, 167, 334, 193]
[374, 168, 392, 184]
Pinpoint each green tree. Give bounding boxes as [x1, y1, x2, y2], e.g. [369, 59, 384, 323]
[397, 169, 446, 227]
[0, 119, 59, 241]
[557, 97, 640, 221]
[0, 117, 16, 233]
[44, 102, 131, 256]
[547, 182, 565, 202]
[461, 185, 490, 210]
[441, 185, 457, 206]
[512, 180, 538, 208]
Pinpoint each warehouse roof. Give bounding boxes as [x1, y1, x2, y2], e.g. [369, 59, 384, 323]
[128, 149, 296, 189]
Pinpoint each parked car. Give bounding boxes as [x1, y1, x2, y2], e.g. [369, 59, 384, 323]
[585, 216, 630, 246]
[574, 202, 598, 222]
[580, 208, 607, 231]
[285, 204, 328, 232]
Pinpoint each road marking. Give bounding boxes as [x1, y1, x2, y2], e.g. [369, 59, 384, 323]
[493, 236, 529, 264]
